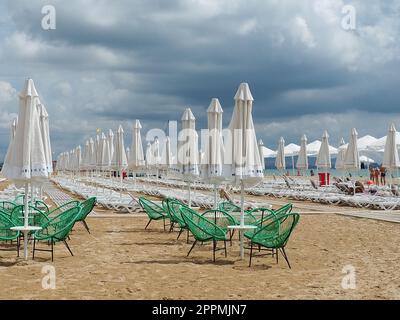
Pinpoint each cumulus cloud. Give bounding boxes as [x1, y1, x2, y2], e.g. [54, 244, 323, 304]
[0, 0, 400, 159]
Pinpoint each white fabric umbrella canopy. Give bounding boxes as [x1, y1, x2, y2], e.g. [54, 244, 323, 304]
[344, 128, 360, 171]
[88, 138, 96, 171]
[275, 137, 286, 171]
[307, 140, 338, 156]
[98, 132, 111, 171]
[316, 131, 332, 170]
[178, 108, 199, 207]
[3, 118, 18, 173]
[160, 137, 172, 171]
[296, 134, 308, 170]
[225, 83, 263, 259]
[37, 103, 53, 175]
[382, 123, 400, 170]
[111, 125, 128, 171]
[82, 140, 90, 171]
[75, 145, 82, 173]
[258, 139, 265, 175]
[202, 98, 225, 208]
[126, 147, 130, 162]
[108, 129, 114, 163]
[202, 98, 225, 184]
[335, 138, 346, 170]
[145, 142, 154, 170]
[1, 79, 51, 259]
[262, 146, 276, 158]
[128, 120, 145, 172]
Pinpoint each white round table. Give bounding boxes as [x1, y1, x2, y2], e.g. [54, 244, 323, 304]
[10, 226, 42, 259]
[228, 225, 257, 259]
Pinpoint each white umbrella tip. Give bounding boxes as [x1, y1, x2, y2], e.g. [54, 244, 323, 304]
[133, 120, 142, 129]
[207, 98, 223, 113]
[182, 108, 196, 121]
[234, 82, 254, 101]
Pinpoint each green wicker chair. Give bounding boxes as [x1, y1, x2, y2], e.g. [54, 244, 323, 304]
[218, 201, 257, 225]
[74, 197, 96, 234]
[32, 206, 82, 261]
[164, 198, 192, 242]
[0, 212, 20, 256]
[180, 206, 228, 262]
[10, 205, 50, 228]
[0, 201, 17, 217]
[34, 200, 50, 214]
[245, 213, 300, 268]
[138, 197, 168, 230]
[46, 200, 81, 219]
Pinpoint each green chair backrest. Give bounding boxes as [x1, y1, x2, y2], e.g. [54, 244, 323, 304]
[138, 197, 166, 219]
[165, 198, 189, 227]
[0, 213, 19, 241]
[76, 197, 96, 221]
[10, 205, 50, 227]
[35, 206, 82, 242]
[201, 209, 236, 230]
[218, 201, 241, 213]
[180, 206, 226, 242]
[0, 201, 17, 215]
[34, 200, 50, 214]
[47, 200, 81, 219]
[252, 213, 300, 248]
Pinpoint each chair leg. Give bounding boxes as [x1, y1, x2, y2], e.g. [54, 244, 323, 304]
[275, 248, 279, 264]
[169, 222, 175, 233]
[163, 218, 166, 231]
[17, 236, 20, 258]
[144, 219, 152, 230]
[280, 247, 291, 269]
[187, 240, 197, 257]
[186, 229, 189, 244]
[224, 240, 227, 257]
[213, 240, 216, 262]
[32, 238, 36, 260]
[63, 240, 74, 257]
[81, 220, 91, 234]
[177, 228, 183, 240]
[51, 241, 54, 262]
[249, 242, 253, 267]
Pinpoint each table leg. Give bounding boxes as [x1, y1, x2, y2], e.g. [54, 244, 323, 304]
[23, 230, 28, 260]
[240, 230, 244, 259]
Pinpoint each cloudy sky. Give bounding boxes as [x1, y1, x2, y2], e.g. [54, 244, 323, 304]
[0, 0, 399, 160]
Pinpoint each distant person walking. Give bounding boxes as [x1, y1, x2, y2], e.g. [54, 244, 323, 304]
[374, 168, 380, 186]
[380, 166, 387, 186]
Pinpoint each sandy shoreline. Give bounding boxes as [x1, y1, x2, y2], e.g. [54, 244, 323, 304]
[0, 180, 400, 299]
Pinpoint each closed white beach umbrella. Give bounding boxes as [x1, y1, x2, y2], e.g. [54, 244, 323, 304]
[316, 131, 332, 170]
[37, 103, 53, 175]
[258, 140, 265, 176]
[111, 125, 128, 171]
[3, 118, 18, 173]
[95, 134, 101, 169]
[153, 137, 161, 177]
[108, 129, 114, 162]
[179, 108, 199, 207]
[99, 132, 111, 171]
[126, 147, 130, 162]
[88, 138, 96, 171]
[226, 83, 263, 259]
[202, 98, 225, 208]
[275, 137, 286, 171]
[1, 79, 51, 259]
[145, 142, 154, 174]
[344, 128, 360, 171]
[75, 145, 82, 174]
[335, 138, 346, 171]
[129, 120, 145, 173]
[382, 123, 400, 172]
[296, 135, 308, 171]
[82, 140, 90, 171]
[203, 98, 225, 182]
[160, 137, 172, 171]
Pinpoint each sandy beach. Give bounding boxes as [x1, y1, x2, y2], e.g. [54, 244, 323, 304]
[1, 181, 400, 300]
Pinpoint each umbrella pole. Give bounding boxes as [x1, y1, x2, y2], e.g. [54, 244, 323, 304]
[23, 183, 29, 260]
[240, 180, 245, 260]
[214, 184, 218, 209]
[188, 182, 192, 208]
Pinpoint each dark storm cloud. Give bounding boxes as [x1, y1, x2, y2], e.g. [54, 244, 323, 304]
[0, 0, 400, 157]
